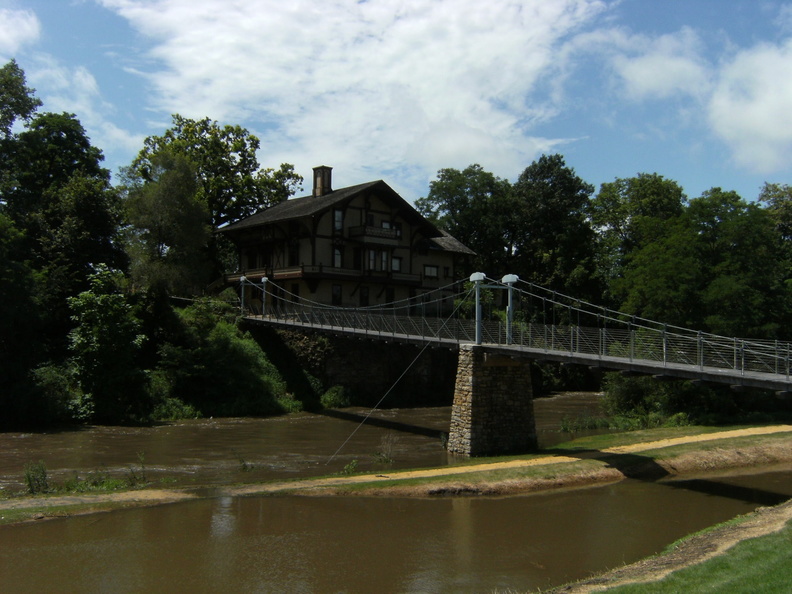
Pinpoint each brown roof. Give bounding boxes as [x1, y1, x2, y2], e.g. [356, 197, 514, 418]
[218, 178, 475, 256]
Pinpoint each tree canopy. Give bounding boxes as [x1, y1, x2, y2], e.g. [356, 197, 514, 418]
[129, 114, 302, 229]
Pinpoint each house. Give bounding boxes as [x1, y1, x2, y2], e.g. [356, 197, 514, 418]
[219, 166, 475, 312]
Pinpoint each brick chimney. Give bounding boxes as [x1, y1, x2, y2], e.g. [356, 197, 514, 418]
[312, 165, 333, 197]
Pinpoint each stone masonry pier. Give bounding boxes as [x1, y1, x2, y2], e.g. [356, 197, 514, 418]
[447, 344, 537, 456]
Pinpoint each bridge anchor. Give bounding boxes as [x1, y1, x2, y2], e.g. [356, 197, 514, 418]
[447, 344, 537, 456]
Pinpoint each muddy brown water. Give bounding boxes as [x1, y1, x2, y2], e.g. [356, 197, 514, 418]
[0, 393, 602, 492]
[1, 393, 790, 592]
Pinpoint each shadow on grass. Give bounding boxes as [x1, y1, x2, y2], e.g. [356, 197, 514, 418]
[551, 447, 791, 507]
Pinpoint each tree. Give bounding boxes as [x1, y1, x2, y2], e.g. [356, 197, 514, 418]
[416, 164, 515, 274]
[130, 114, 302, 230]
[589, 173, 686, 297]
[0, 59, 41, 140]
[511, 154, 599, 300]
[3, 112, 108, 228]
[0, 213, 44, 427]
[123, 150, 212, 296]
[68, 266, 150, 423]
[615, 188, 788, 338]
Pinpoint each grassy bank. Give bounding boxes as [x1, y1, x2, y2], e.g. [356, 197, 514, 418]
[551, 498, 792, 592]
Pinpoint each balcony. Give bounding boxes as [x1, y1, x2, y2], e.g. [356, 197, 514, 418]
[347, 225, 400, 246]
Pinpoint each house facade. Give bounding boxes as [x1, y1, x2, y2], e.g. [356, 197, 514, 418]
[220, 166, 475, 312]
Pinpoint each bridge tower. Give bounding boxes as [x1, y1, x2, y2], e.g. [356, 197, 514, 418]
[447, 344, 537, 456]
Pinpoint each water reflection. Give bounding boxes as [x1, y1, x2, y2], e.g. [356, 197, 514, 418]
[1, 468, 790, 593]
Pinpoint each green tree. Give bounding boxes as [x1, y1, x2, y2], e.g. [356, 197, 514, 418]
[123, 150, 212, 296]
[416, 164, 515, 274]
[157, 299, 288, 416]
[616, 188, 788, 337]
[0, 59, 41, 140]
[3, 112, 108, 229]
[130, 114, 302, 229]
[511, 154, 599, 300]
[0, 213, 44, 427]
[68, 266, 150, 423]
[589, 173, 687, 297]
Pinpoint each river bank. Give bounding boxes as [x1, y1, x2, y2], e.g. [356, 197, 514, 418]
[3, 425, 792, 512]
[2, 424, 791, 591]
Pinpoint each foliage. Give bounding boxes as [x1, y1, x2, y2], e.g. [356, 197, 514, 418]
[511, 154, 600, 300]
[68, 266, 151, 423]
[0, 59, 41, 140]
[3, 112, 109, 229]
[416, 164, 514, 274]
[31, 363, 93, 423]
[130, 114, 302, 230]
[0, 213, 44, 426]
[341, 460, 359, 475]
[589, 173, 686, 295]
[601, 373, 737, 425]
[321, 385, 351, 409]
[615, 188, 789, 337]
[24, 461, 49, 495]
[157, 300, 288, 417]
[122, 149, 212, 295]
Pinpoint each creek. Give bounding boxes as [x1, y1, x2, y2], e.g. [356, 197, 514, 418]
[1, 393, 790, 592]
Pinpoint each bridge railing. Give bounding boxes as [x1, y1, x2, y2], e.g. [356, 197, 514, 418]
[253, 301, 792, 383]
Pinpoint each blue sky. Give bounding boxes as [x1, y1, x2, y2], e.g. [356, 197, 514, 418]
[2, 0, 792, 203]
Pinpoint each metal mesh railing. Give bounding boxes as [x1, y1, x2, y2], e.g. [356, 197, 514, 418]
[239, 276, 792, 387]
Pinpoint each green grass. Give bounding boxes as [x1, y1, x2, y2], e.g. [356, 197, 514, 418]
[606, 521, 792, 592]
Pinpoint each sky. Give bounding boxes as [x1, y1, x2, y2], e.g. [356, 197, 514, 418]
[2, 0, 792, 203]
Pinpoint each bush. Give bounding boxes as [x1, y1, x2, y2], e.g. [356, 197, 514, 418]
[31, 363, 93, 423]
[24, 461, 49, 494]
[158, 306, 288, 417]
[321, 385, 351, 409]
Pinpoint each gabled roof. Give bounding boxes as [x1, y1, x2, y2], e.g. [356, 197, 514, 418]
[218, 178, 476, 257]
[219, 179, 428, 233]
[430, 230, 477, 256]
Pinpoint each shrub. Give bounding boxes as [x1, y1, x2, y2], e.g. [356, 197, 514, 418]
[24, 461, 49, 494]
[321, 385, 351, 409]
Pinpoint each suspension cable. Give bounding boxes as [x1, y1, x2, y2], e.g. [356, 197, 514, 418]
[325, 285, 475, 466]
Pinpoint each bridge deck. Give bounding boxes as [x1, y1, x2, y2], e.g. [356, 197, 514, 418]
[244, 314, 792, 393]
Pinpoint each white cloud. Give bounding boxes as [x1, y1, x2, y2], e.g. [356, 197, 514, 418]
[29, 55, 143, 170]
[97, 0, 609, 193]
[609, 27, 711, 101]
[0, 8, 40, 56]
[708, 38, 792, 173]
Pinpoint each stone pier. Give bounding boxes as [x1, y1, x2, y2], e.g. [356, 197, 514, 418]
[447, 344, 537, 456]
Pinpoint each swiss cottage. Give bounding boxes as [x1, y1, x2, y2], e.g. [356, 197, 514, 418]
[220, 166, 475, 311]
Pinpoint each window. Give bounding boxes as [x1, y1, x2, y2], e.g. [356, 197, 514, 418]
[353, 248, 361, 270]
[333, 247, 343, 268]
[381, 221, 392, 229]
[394, 222, 402, 238]
[333, 209, 343, 232]
[381, 250, 388, 271]
[444, 266, 450, 278]
[368, 249, 376, 271]
[332, 284, 342, 306]
[424, 265, 439, 279]
[288, 241, 299, 266]
[359, 286, 369, 307]
[391, 257, 402, 273]
[366, 213, 374, 226]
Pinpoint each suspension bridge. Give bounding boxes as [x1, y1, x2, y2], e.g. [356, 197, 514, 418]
[240, 273, 792, 394]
